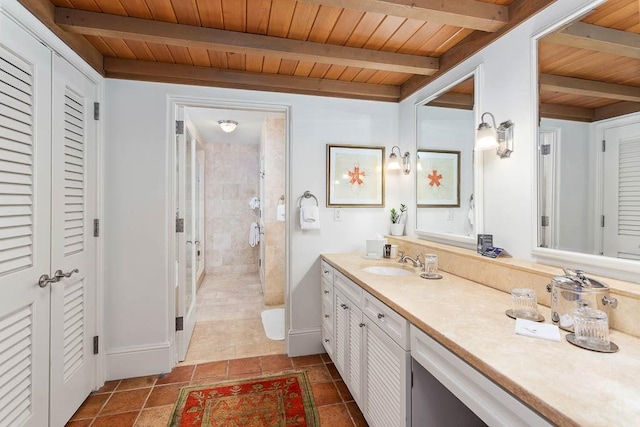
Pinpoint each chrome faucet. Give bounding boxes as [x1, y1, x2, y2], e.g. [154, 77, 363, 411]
[397, 251, 423, 268]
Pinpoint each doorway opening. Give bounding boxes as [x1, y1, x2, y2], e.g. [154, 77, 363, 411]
[170, 99, 289, 366]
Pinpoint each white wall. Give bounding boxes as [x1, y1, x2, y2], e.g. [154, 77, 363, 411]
[400, 0, 602, 259]
[103, 80, 399, 377]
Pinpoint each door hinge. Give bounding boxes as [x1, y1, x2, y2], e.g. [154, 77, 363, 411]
[93, 219, 100, 237]
[176, 120, 184, 135]
[176, 317, 184, 331]
[540, 144, 551, 155]
[259, 258, 262, 267]
[176, 218, 184, 233]
[602, 140, 606, 152]
[93, 336, 99, 354]
[94, 102, 100, 120]
[601, 215, 605, 227]
[411, 370, 413, 388]
[541, 216, 549, 227]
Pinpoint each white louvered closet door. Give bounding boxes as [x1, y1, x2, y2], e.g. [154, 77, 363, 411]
[0, 16, 52, 427]
[49, 55, 97, 427]
[603, 123, 640, 260]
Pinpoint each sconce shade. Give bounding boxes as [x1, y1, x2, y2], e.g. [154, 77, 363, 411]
[475, 122, 499, 151]
[218, 120, 238, 133]
[388, 146, 411, 175]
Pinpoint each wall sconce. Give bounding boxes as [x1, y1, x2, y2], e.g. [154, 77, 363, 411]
[218, 120, 238, 133]
[475, 112, 514, 158]
[389, 146, 411, 175]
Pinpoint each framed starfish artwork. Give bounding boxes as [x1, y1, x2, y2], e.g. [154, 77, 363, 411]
[416, 149, 460, 207]
[326, 144, 385, 207]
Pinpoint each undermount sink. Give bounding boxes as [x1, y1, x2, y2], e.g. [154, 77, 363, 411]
[361, 266, 413, 276]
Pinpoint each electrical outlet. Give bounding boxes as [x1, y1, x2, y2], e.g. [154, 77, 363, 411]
[446, 209, 453, 221]
[334, 208, 342, 222]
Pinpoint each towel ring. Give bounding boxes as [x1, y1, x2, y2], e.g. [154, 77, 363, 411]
[298, 191, 319, 208]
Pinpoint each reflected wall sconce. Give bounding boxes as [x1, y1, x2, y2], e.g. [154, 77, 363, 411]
[389, 146, 411, 175]
[475, 112, 514, 158]
[218, 120, 238, 133]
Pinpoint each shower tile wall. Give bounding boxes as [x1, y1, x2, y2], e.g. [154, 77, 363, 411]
[204, 142, 259, 275]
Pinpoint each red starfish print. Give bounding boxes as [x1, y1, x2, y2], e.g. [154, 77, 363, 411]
[428, 169, 442, 187]
[348, 165, 366, 186]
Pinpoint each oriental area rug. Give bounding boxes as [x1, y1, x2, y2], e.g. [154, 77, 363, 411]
[168, 371, 320, 426]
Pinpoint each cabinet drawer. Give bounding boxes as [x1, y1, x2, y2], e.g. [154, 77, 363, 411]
[322, 324, 334, 358]
[321, 278, 333, 307]
[363, 292, 409, 350]
[321, 260, 334, 283]
[322, 299, 333, 330]
[335, 271, 363, 308]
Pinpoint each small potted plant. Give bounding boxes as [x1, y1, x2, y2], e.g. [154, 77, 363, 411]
[390, 204, 407, 236]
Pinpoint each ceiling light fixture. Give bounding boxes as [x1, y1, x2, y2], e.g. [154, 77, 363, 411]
[218, 120, 238, 133]
[475, 112, 514, 158]
[389, 146, 411, 175]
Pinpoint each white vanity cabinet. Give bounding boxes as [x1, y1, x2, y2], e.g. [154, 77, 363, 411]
[325, 267, 411, 427]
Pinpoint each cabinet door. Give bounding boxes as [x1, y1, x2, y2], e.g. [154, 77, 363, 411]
[334, 290, 349, 378]
[347, 303, 363, 406]
[364, 321, 410, 427]
[0, 16, 52, 427]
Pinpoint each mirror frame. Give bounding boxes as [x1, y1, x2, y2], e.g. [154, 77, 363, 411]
[414, 65, 484, 249]
[530, 0, 639, 282]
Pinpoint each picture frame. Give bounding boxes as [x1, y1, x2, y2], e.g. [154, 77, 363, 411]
[416, 149, 460, 207]
[326, 144, 385, 207]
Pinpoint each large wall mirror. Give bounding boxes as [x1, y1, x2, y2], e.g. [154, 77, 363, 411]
[415, 70, 481, 246]
[535, 0, 640, 275]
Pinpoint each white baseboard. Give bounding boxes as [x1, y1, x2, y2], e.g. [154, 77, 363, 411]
[287, 327, 324, 357]
[105, 342, 173, 380]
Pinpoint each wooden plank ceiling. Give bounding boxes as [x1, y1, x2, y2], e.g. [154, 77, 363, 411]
[539, 0, 640, 122]
[17, 0, 557, 102]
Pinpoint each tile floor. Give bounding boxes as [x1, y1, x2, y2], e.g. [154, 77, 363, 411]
[181, 272, 285, 365]
[66, 353, 367, 426]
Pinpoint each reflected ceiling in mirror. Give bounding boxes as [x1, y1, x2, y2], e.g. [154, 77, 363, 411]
[416, 75, 477, 240]
[536, 0, 640, 262]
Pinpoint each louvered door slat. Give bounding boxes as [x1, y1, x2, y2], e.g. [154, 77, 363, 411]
[618, 137, 640, 237]
[348, 307, 362, 405]
[62, 88, 85, 257]
[0, 44, 34, 274]
[61, 281, 84, 381]
[0, 305, 33, 426]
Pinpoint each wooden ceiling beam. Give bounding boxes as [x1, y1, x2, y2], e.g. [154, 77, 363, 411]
[103, 58, 401, 102]
[544, 22, 640, 59]
[298, 0, 508, 32]
[400, 0, 555, 100]
[55, 7, 438, 76]
[539, 103, 594, 122]
[594, 101, 640, 122]
[540, 74, 640, 103]
[17, 0, 104, 74]
[424, 93, 473, 110]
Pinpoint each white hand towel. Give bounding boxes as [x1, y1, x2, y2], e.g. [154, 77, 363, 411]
[276, 204, 285, 222]
[249, 222, 260, 247]
[301, 205, 319, 223]
[300, 206, 320, 230]
[514, 318, 561, 342]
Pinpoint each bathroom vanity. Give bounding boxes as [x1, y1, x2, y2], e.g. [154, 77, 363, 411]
[320, 241, 640, 427]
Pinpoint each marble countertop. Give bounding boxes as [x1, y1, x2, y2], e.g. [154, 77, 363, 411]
[321, 253, 640, 427]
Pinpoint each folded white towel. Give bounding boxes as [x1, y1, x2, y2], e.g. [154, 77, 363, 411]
[300, 206, 320, 230]
[514, 318, 561, 342]
[276, 204, 285, 222]
[249, 197, 260, 210]
[301, 205, 319, 223]
[249, 222, 260, 247]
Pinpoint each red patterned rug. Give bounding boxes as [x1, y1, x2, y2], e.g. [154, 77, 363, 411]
[169, 371, 320, 426]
